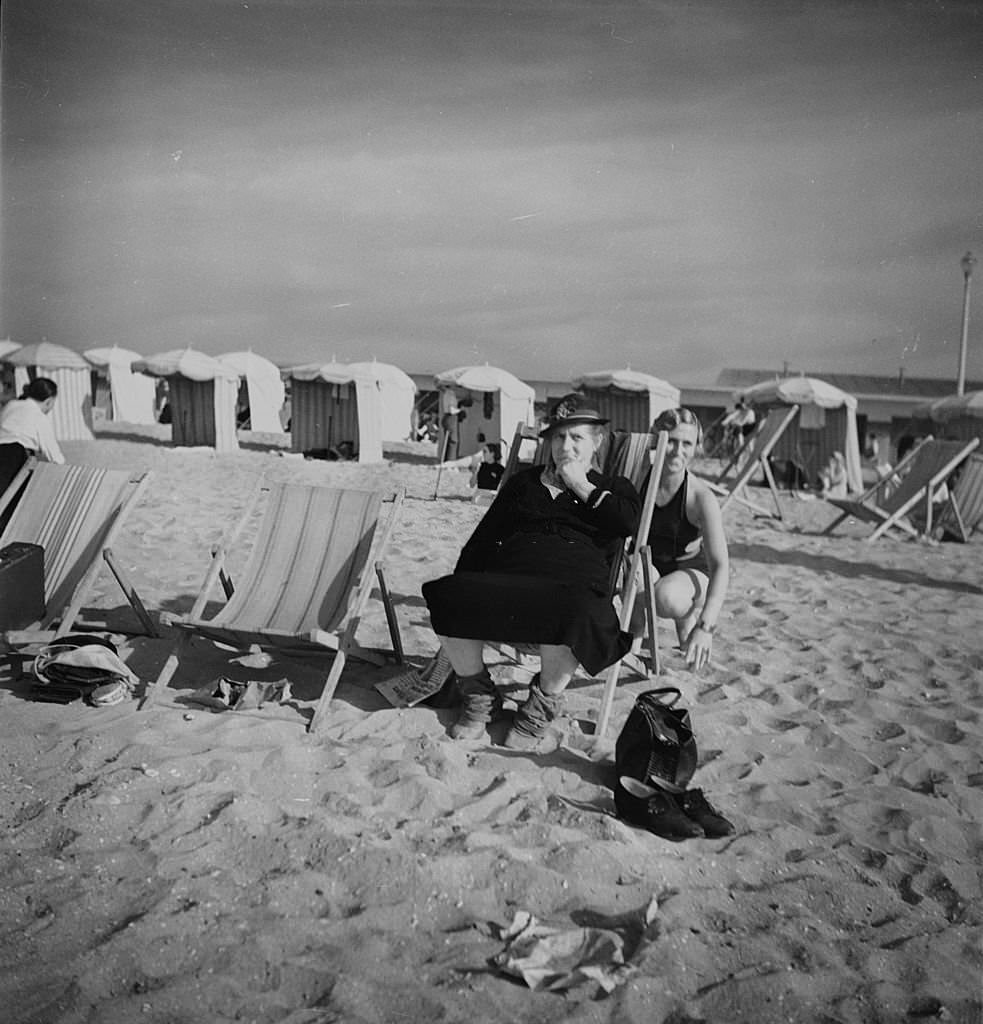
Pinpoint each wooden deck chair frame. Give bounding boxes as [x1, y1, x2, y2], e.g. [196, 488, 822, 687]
[705, 405, 799, 520]
[595, 430, 669, 743]
[823, 436, 980, 542]
[498, 422, 546, 490]
[0, 460, 156, 644]
[141, 483, 405, 734]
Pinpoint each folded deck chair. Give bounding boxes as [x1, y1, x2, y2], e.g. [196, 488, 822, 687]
[498, 422, 546, 489]
[823, 437, 980, 542]
[704, 405, 799, 520]
[142, 483, 405, 734]
[0, 461, 156, 643]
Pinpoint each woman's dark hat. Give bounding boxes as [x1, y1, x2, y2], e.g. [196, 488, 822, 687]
[539, 392, 608, 437]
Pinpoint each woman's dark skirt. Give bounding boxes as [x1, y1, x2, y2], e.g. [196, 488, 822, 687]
[422, 571, 631, 677]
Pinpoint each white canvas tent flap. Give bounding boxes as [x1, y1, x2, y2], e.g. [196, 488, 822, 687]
[84, 345, 157, 424]
[217, 351, 286, 434]
[348, 360, 416, 441]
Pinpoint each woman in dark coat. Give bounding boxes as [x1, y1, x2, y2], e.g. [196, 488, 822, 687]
[422, 393, 640, 747]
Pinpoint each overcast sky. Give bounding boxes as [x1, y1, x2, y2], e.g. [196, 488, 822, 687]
[2, 0, 981, 385]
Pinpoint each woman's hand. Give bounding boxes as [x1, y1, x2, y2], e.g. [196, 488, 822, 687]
[685, 624, 713, 671]
[555, 458, 591, 494]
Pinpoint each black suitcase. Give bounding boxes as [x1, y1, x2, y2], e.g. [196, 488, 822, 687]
[0, 542, 45, 631]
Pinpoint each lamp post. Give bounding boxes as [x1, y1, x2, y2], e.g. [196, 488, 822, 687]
[957, 251, 977, 396]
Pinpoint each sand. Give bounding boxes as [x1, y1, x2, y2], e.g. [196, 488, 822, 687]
[1, 425, 981, 1024]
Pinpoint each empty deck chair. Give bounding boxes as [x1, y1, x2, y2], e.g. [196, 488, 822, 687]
[705, 405, 800, 520]
[937, 451, 983, 540]
[0, 461, 155, 643]
[142, 483, 405, 734]
[823, 437, 980, 541]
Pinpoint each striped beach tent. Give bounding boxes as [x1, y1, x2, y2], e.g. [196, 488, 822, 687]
[132, 348, 240, 452]
[3, 342, 95, 441]
[570, 368, 680, 434]
[282, 361, 384, 463]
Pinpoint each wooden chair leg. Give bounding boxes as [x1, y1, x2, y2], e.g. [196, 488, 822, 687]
[138, 632, 190, 710]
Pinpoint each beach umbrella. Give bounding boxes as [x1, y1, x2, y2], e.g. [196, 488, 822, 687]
[133, 348, 239, 450]
[434, 363, 534, 401]
[0, 339, 22, 361]
[740, 375, 863, 493]
[281, 360, 383, 462]
[217, 350, 286, 434]
[4, 341, 94, 440]
[348, 360, 416, 441]
[912, 389, 983, 422]
[570, 367, 680, 433]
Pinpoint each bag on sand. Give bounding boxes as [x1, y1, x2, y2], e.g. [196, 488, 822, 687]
[615, 687, 698, 794]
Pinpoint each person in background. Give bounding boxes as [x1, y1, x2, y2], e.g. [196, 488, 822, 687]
[0, 377, 65, 496]
[440, 404, 463, 461]
[818, 451, 848, 498]
[472, 441, 504, 491]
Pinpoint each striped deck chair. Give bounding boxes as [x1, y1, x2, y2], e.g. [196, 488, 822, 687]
[937, 451, 983, 540]
[595, 430, 669, 742]
[703, 405, 800, 520]
[823, 437, 980, 542]
[0, 461, 155, 643]
[142, 483, 405, 734]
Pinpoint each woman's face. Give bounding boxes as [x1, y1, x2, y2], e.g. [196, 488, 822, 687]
[664, 422, 700, 474]
[550, 424, 601, 468]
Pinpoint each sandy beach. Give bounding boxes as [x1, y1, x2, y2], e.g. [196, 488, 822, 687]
[1, 426, 981, 1024]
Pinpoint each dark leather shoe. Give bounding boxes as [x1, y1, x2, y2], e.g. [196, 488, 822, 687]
[614, 776, 705, 840]
[679, 788, 735, 838]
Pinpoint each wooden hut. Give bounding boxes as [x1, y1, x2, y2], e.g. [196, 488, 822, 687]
[741, 376, 863, 493]
[282, 362, 383, 463]
[570, 368, 680, 434]
[132, 348, 240, 451]
[83, 346, 157, 425]
[4, 341, 95, 440]
[217, 351, 286, 434]
[434, 364, 536, 460]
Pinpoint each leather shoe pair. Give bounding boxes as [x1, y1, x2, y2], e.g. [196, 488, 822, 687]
[615, 777, 735, 840]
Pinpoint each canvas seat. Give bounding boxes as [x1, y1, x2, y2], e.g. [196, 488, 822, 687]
[141, 482, 405, 734]
[823, 437, 980, 541]
[0, 461, 155, 643]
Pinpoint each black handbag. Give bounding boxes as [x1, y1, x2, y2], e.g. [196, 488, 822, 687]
[615, 687, 698, 794]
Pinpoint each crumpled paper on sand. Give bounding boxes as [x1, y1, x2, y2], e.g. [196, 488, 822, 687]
[188, 676, 291, 711]
[491, 897, 659, 993]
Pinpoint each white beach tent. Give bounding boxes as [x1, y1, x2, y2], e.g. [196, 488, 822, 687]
[217, 351, 286, 434]
[132, 348, 240, 452]
[83, 345, 157, 425]
[282, 361, 384, 463]
[570, 368, 680, 434]
[434, 364, 536, 459]
[4, 341, 95, 440]
[741, 375, 863, 493]
[348, 360, 417, 442]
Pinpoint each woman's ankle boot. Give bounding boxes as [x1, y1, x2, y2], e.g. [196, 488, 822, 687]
[450, 669, 501, 739]
[503, 679, 565, 749]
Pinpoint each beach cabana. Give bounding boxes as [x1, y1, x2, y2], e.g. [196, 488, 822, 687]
[741, 375, 863, 493]
[348, 360, 417, 442]
[0, 340, 21, 402]
[132, 348, 240, 452]
[912, 389, 983, 447]
[217, 351, 286, 434]
[570, 368, 680, 434]
[282, 361, 384, 463]
[4, 342, 95, 440]
[434, 364, 535, 460]
[83, 346, 157, 425]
